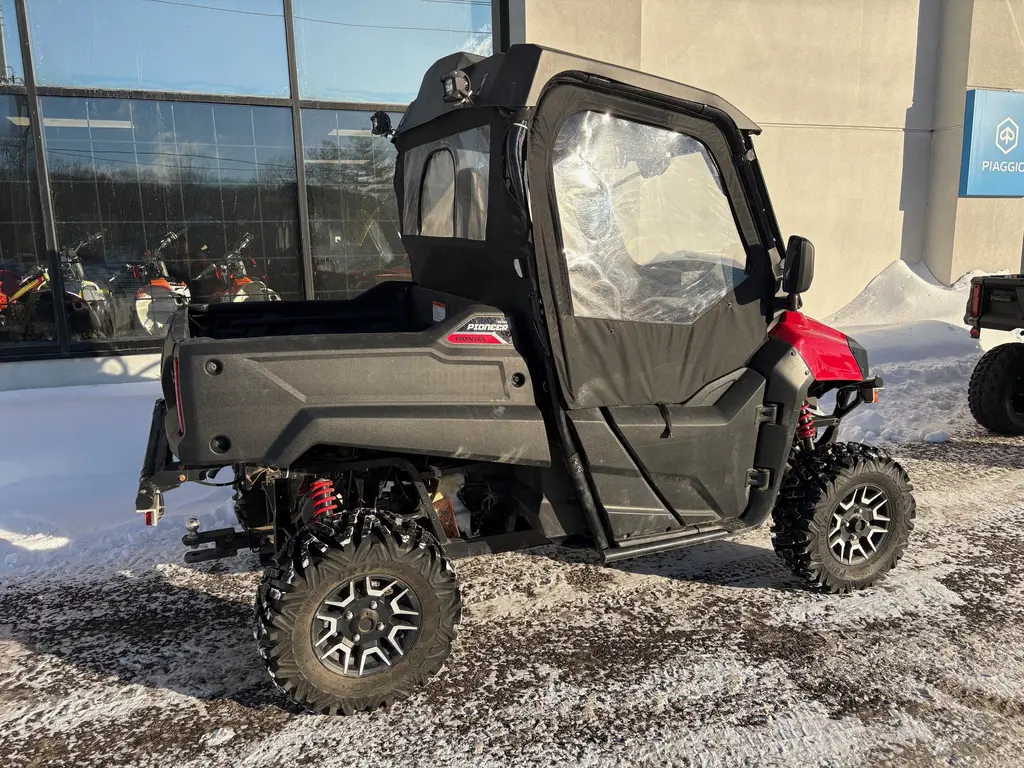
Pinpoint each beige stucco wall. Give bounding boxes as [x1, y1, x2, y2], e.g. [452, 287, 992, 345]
[515, 0, 1024, 316]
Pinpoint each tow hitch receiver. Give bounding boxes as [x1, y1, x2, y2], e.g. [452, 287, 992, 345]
[182, 518, 273, 563]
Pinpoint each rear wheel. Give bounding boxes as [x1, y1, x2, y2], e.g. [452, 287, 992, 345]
[254, 510, 461, 714]
[968, 343, 1024, 434]
[771, 442, 915, 594]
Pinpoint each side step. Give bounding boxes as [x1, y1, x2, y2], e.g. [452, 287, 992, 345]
[601, 526, 729, 564]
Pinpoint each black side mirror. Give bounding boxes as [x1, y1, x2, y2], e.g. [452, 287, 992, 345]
[370, 111, 393, 137]
[783, 235, 815, 295]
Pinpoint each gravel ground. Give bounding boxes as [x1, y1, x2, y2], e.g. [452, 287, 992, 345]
[2, 428, 1024, 767]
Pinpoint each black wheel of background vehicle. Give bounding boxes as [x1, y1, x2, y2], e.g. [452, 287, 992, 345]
[968, 343, 1024, 434]
[254, 510, 461, 715]
[771, 442, 915, 594]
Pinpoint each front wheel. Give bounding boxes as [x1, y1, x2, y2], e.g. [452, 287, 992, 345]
[771, 442, 915, 594]
[254, 510, 461, 714]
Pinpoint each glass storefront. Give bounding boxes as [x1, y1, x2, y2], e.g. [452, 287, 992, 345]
[0, 0, 24, 85]
[25, 0, 290, 96]
[301, 108, 405, 300]
[0, 0, 496, 357]
[41, 97, 300, 340]
[0, 94, 50, 347]
[293, 0, 492, 103]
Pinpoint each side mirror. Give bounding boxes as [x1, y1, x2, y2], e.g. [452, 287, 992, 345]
[783, 235, 815, 295]
[370, 111, 393, 137]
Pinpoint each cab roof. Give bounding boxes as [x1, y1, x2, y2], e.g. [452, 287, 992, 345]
[396, 43, 761, 137]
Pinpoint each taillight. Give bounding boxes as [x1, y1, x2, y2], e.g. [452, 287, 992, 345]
[173, 357, 185, 435]
[970, 283, 983, 318]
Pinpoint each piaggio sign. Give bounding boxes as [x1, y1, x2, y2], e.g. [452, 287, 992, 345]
[960, 89, 1024, 197]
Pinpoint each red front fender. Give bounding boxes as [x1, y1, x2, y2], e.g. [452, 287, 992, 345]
[768, 311, 868, 382]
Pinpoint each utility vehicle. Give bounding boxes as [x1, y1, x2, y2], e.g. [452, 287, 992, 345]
[964, 275, 1024, 433]
[136, 45, 916, 715]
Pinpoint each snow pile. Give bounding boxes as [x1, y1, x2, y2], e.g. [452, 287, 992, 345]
[825, 260, 1012, 444]
[826, 260, 981, 328]
[0, 382, 232, 576]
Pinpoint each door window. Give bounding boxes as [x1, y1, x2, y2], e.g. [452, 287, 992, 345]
[552, 111, 747, 325]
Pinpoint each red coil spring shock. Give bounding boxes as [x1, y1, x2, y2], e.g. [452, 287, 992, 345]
[310, 478, 338, 518]
[797, 401, 816, 441]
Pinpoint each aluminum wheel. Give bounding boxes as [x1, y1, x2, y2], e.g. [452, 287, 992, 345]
[827, 484, 890, 565]
[311, 575, 421, 677]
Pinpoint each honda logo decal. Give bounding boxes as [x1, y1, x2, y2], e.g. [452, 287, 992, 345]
[996, 117, 1019, 155]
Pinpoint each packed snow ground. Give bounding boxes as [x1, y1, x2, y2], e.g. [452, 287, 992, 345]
[2, 261, 1024, 766]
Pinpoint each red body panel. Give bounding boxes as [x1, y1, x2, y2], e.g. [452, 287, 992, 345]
[768, 311, 863, 381]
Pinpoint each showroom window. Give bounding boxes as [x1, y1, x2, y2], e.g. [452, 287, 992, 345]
[0, 95, 52, 348]
[25, 0, 290, 96]
[40, 97, 301, 340]
[293, 0, 492, 103]
[301, 108, 406, 300]
[0, 0, 496, 358]
[0, 0, 24, 85]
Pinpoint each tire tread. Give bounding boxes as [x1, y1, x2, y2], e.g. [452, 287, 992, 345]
[771, 442, 916, 594]
[254, 510, 460, 715]
[968, 343, 1024, 435]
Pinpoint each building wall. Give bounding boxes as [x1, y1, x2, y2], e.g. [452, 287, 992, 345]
[515, 0, 1024, 317]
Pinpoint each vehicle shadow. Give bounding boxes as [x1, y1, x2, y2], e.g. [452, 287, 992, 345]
[1, 537, 803, 714]
[0, 564, 294, 714]
[533, 538, 804, 592]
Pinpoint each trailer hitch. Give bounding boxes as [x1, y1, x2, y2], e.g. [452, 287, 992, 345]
[181, 518, 273, 563]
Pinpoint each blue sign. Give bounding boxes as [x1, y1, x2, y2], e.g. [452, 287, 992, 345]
[960, 89, 1024, 197]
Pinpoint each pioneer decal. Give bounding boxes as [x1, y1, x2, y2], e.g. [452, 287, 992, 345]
[446, 315, 513, 345]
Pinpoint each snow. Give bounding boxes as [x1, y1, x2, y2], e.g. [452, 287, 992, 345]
[0, 382, 232, 576]
[826, 260, 1019, 445]
[2, 259, 1024, 765]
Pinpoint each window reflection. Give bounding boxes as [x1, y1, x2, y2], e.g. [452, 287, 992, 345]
[0, 0, 25, 85]
[293, 0, 492, 103]
[0, 95, 54, 347]
[26, 0, 289, 96]
[301, 109, 408, 300]
[40, 96, 301, 342]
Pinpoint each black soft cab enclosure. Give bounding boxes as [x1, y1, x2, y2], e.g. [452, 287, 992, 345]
[133, 44, 915, 716]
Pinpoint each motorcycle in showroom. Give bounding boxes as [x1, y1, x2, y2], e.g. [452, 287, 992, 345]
[191, 233, 281, 303]
[108, 229, 192, 337]
[0, 231, 113, 341]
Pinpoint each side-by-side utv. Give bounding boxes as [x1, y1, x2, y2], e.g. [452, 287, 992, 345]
[136, 45, 916, 715]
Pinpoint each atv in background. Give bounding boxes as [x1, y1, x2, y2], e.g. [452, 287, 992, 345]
[136, 45, 916, 715]
[964, 275, 1024, 433]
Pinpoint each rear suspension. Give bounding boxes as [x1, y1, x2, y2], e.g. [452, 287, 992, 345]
[310, 478, 339, 518]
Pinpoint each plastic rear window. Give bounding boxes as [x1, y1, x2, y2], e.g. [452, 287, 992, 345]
[403, 125, 490, 240]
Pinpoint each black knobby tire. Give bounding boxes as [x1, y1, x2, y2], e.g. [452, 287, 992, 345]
[771, 442, 915, 594]
[254, 510, 461, 714]
[968, 343, 1024, 435]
